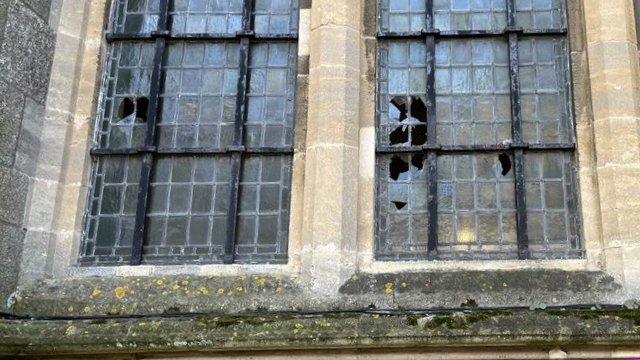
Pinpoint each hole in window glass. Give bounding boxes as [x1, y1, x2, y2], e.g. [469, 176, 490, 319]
[118, 97, 136, 121]
[411, 125, 427, 146]
[390, 125, 409, 145]
[389, 155, 409, 181]
[136, 97, 149, 122]
[411, 153, 424, 171]
[499, 153, 512, 176]
[410, 96, 427, 123]
[390, 96, 408, 122]
[393, 201, 408, 210]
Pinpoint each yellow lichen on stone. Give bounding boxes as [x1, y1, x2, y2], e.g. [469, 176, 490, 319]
[198, 287, 210, 295]
[293, 323, 305, 334]
[83, 306, 92, 314]
[90, 288, 102, 299]
[385, 283, 395, 295]
[114, 287, 127, 300]
[217, 288, 225, 296]
[255, 277, 267, 287]
[275, 286, 284, 294]
[65, 326, 77, 336]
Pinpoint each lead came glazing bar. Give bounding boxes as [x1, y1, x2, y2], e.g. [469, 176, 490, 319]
[130, 0, 170, 266]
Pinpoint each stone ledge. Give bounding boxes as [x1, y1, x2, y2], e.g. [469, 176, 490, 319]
[1, 310, 640, 356]
[9, 270, 625, 318]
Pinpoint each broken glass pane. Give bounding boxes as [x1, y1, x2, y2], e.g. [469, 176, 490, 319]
[376, 153, 429, 260]
[96, 42, 155, 150]
[436, 39, 512, 146]
[378, 41, 429, 147]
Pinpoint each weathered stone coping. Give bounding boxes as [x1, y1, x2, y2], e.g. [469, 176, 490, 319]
[9, 271, 625, 317]
[1, 309, 640, 356]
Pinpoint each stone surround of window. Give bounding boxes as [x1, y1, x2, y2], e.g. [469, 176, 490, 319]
[356, 0, 639, 282]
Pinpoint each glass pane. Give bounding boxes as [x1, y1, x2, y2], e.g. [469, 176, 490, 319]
[236, 155, 291, 263]
[144, 155, 231, 264]
[170, 0, 243, 35]
[379, 0, 428, 33]
[158, 42, 240, 149]
[436, 154, 517, 260]
[111, 0, 160, 34]
[433, 0, 507, 32]
[80, 156, 143, 265]
[375, 153, 429, 260]
[515, 0, 565, 29]
[435, 38, 512, 146]
[377, 41, 430, 148]
[518, 37, 572, 144]
[525, 152, 581, 259]
[246, 42, 298, 148]
[96, 42, 155, 150]
[254, 0, 300, 35]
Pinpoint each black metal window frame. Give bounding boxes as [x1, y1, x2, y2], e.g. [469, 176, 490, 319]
[375, 0, 577, 260]
[90, 0, 298, 266]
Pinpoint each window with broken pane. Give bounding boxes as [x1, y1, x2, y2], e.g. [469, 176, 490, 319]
[376, 0, 582, 260]
[81, 0, 298, 266]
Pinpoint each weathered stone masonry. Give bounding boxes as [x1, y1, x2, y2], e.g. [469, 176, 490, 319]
[0, 0, 55, 305]
[2, 0, 640, 358]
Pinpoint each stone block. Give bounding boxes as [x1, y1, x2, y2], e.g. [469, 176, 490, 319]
[0, 1, 55, 103]
[14, 97, 44, 176]
[23, 177, 58, 230]
[311, 0, 361, 31]
[17, 229, 53, 282]
[0, 80, 25, 167]
[0, 221, 25, 307]
[0, 165, 29, 225]
[20, 0, 52, 22]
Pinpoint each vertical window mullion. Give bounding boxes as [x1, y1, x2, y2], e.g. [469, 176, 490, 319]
[130, 0, 170, 266]
[425, 0, 438, 258]
[224, 0, 255, 264]
[507, 0, 529, 260]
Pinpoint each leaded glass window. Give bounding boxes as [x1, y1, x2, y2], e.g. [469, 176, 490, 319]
[376, 0, 581, 260]
[81, 0, 298, 266]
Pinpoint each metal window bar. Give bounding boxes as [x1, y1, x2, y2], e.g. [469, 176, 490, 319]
[92, 0, 297, 266]
[375, 0, 576, 260]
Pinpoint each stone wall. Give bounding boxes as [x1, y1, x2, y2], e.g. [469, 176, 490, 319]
[0, 0, 55, 307]
[3, 0, 640, 357]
